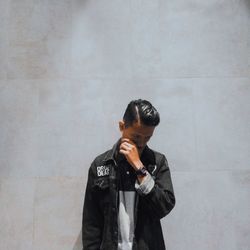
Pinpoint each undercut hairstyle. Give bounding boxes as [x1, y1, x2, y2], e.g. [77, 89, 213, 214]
[123, 99, 160, 128]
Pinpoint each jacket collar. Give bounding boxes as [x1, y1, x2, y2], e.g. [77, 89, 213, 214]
[102, 138, 121, 164]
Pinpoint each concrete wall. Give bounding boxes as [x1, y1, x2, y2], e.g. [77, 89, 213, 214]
[0, 0, 250, 249]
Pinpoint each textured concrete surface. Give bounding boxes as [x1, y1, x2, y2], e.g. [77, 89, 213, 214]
[33, 177, 85, 250]
[0, 0, 250, 249]
[163, 171, 250, 250]
[0, 179, 35, 250]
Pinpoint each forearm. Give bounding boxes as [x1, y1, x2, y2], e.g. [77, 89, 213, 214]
[135, 157, 175, 219]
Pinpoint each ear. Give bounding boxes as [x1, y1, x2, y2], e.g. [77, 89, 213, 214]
[119, 120, 125, 132]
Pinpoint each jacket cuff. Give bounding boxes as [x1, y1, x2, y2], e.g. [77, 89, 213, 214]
[135, 171, 155, 195]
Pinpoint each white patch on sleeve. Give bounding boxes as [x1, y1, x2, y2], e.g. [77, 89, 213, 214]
[97, 165, 110, 177]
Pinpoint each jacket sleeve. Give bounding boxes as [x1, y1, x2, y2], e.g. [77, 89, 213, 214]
[82, 162, 103, 250]
[135, 155, 176, 219]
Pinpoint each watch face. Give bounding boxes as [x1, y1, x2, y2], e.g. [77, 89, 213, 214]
[136, 167, 147, 176]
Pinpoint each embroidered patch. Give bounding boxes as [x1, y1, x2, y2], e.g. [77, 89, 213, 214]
[97, 165, 110, 177]
[148, 164, 157, 175]
[151, 165, 157, 174]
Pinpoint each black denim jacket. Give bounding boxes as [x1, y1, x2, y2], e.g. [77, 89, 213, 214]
[82, 140, 175, 250]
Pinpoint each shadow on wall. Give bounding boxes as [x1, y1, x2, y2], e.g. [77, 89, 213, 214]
[73, 230, 82, 250]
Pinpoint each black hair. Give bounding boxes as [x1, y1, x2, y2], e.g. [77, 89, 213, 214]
[123, 99, 160, 127]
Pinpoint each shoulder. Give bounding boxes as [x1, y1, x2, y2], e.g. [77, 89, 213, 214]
[92, 149, 112, 165]
[151, 149, 165, 159]
[146, 146, 167, 165]
[88, 148, 113, 178]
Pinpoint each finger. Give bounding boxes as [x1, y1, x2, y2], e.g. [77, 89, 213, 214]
[120, 142, 133, 149]
[121, 139, 137, 148]
[120, 143, 132, 151]
[119, 149, 129, 155]
[121, 142, 137, 151]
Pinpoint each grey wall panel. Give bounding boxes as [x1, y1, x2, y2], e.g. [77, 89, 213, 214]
[7, 0, 72, 79]
[159, 0, 249, 78]
[162, 171, 250, 250]
[130, 0, 162, 77]
[71, 0, 131, 78]
[0, 0, 9, 80]
[33, 177, 85, 250]
[0, 179, 35, 250]
[0, 80, 38, 177]
[0, 0, 249, 249]
[194, 79, 250, 171]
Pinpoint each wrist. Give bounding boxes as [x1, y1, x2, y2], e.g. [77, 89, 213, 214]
[135, 166, 147, 177]
[137, 174, 147, 183]
[132, 160, 144, 170]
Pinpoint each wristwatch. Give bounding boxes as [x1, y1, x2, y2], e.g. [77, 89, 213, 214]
[135, 166, 147, 177]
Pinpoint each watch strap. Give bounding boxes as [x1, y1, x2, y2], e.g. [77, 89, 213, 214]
[135, 166, 147, 176]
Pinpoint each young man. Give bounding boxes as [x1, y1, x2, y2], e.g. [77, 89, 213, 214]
[82, 99, 175, 250]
